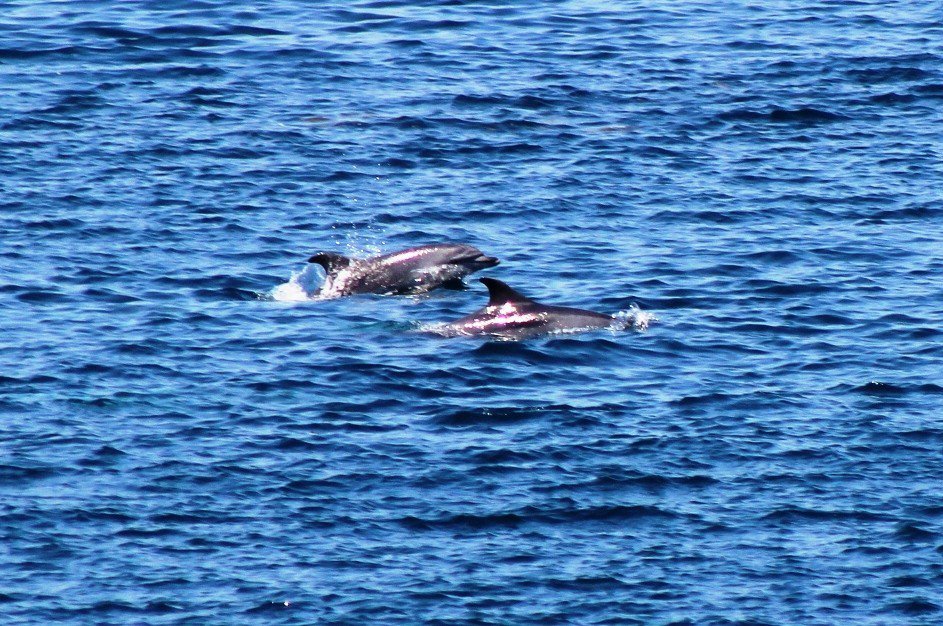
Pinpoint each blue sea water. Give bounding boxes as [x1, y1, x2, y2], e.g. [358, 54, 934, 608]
[2, 0, 943, 623]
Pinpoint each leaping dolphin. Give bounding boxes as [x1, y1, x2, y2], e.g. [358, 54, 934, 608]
[307, 243, 499, 298]
[431, 277, 631, 339]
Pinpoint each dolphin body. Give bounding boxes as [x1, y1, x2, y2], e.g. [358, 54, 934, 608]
[307, 243, 499, 298]
[433, 278, 623, 339]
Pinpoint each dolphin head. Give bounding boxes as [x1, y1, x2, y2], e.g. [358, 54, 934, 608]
[429, 244, 499, 272]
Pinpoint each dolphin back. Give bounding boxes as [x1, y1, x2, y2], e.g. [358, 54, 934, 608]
[307, 243, 500, 297]
[433, 278, 621, 339]
[384, 244, 499, 272]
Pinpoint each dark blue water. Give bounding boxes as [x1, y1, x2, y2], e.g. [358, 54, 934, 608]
[3, 1, 943, 623]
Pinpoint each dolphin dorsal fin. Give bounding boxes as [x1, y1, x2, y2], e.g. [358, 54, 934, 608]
[480, 278, 533, 306]
[308, 252, 352, 273]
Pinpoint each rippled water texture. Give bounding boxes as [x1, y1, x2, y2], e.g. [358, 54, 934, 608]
[2, 1, 943, 624]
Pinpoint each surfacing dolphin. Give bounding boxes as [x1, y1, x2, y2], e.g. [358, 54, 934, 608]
[307, 243, 499, 298]
[431, 277, 633, 339]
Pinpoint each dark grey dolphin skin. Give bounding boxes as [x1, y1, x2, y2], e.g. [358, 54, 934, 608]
[433, 277, 620, 339]
[307, 243, 499, 298]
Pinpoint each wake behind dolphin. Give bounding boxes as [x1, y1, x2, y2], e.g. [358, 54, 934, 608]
[427, 278, 651, 339]
[303, 243, 499, 299]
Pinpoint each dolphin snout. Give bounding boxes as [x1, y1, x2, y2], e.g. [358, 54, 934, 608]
[474, 255, 500, 268]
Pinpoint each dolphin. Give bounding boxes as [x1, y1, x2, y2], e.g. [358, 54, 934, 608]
[432, 277, 628, 339]
[307, 243, 499, 298]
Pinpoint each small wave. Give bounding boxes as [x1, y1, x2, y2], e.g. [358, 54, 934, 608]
[881, 599, 941, 616]
[893, 522, 937, 542]
[762, 506, 888, 523]
[848, 381, 943, 397]
[0, 464, 57, 484]
[769, 107, 847, 123]
[15, 289, 72, 304]
[889, 576, 932, 588]
[452, 93, 506, 107]
[193, 286, 260, 301]
[245, 600, 296, 614]
[434, 406, 548, 427]
[0, 45, 89, 59]
[715, 106, 846, 125]
[400, 504, 677, 531]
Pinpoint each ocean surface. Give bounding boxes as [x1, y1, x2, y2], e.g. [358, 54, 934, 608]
[2, 1, 943, 624]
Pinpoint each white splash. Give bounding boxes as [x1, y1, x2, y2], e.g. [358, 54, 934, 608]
[614, 304, 656, 331]
[270, 265, 321, 302]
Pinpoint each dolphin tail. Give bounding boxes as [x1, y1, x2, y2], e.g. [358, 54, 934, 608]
[308, 252, 353, 274]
